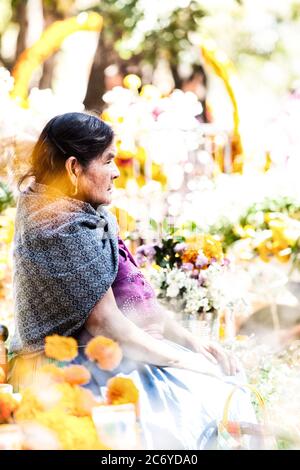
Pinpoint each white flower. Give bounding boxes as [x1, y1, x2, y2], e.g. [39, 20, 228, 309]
[166, 284, 180, 298]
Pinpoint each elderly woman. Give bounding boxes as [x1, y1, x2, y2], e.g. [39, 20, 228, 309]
[9, 112, 256, 449]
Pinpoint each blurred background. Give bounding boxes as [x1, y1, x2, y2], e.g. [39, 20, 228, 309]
[1, 0, 300, 449]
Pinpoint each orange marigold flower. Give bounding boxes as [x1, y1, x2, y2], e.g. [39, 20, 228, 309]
[85, 336, 122, 371]
[183, 234, 223, 265]
[75, 387, 99, 417]
[181, 245, 199, 265]
[0, 393, 19, 424]
[45, 335, 78, 361]
[106, 377, 139, 415]
[63, 365, 91, 386]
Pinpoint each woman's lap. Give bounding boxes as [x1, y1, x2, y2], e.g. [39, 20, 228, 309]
[73, 334, 257, 450]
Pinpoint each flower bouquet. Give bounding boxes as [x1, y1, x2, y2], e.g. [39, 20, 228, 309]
[135, 225, 250, 339]
[210, 196, 300, 273]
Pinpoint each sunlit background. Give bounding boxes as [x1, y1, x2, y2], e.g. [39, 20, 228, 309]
[1, 0, 300, 450]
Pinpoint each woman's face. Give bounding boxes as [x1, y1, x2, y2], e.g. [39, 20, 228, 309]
[77, 142, 120, 207]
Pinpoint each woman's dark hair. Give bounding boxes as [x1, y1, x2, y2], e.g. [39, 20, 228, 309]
[19, 112, 114, 188]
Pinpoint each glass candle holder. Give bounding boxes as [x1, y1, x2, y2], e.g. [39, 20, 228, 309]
[0, 425, 22, 450]
[92, 403, 139, 450]
[0, 384, 13, 394]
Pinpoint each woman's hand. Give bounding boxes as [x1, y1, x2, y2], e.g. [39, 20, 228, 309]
[187, 337, 240, 376]
[178, 351, 223, 379]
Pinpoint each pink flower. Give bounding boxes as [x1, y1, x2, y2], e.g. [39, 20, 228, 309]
[195, 253, 208, 268]
[135, 253, 148, 267]
[152, 107, 163, 120]
[135, 244, 156, 266]
[136, 244, 156, 258]
[198, 273, 205, 286]
[222, 258, 230, 267]
[174, 242, 187, 253]
[181, 262, 194, 271]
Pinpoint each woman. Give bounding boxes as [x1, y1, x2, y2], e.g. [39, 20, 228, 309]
[9, 112, 256, 449]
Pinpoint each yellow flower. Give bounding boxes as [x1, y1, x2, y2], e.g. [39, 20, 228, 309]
[85, 336, 123, 371]
[123, 74, 141, 91]
[0, 208, 16, 244]
[44, 335, 78, 362]
[106, 377, 139, 415]
[14, 382, 108, 449]
[236, 335, 249, 342]
[14, 388, 44, 422]
[202, 234, 223, 261]
[140, 84, 161, 100]
[23, 409, 108, 450]
[183, 234, 223, 265]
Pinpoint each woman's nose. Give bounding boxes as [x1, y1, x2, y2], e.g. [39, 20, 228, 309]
[112, 161, 120, 179]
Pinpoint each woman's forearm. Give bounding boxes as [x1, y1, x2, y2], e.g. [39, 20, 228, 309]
[163, 309, 195, 349]
[85, 289, 214, 375]
[87, 303, 187, 368]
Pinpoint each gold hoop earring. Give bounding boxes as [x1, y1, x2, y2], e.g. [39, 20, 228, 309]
[72, 177, 78, 196]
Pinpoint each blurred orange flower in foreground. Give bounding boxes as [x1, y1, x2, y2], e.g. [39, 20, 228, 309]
[106, 377, 139, 415]
[0, 393, 19, 424]
[63, 365, 91, 386]
[45, 335, 78, 361]
[85, 336, 122, 371]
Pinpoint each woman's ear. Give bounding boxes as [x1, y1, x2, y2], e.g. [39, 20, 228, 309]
[65, 156, 79, 185]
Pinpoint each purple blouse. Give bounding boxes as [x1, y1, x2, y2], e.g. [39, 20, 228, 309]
[112, 239, 164, 339]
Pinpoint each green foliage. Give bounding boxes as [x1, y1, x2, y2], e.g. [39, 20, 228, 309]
[88, 0, 143, 35]
[209, 196, 300, 254]
[0, 181, 14, 213]
[11, 0, 27, 8]
[240, 196, 300, 227]
[290, 237, 300, 273]
[148, 218, 185, 269]
[209, 217, 239, 251]
[131, 0, 206, 66]
[0, 0, 13, 33]
[153, 237, 184, 269]
[149, 218, 158, 232]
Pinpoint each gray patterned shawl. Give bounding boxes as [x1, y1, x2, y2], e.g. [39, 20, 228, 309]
[10, 182, 119, 354]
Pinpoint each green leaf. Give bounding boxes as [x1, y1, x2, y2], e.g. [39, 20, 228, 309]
[0, 181, 14, 214]
[149, 218, 158, 231]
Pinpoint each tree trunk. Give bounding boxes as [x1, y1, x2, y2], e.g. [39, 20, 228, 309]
[83, 32, 108, 112]
[15, 0, 29, 60]
[170, 63, 181, 89]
